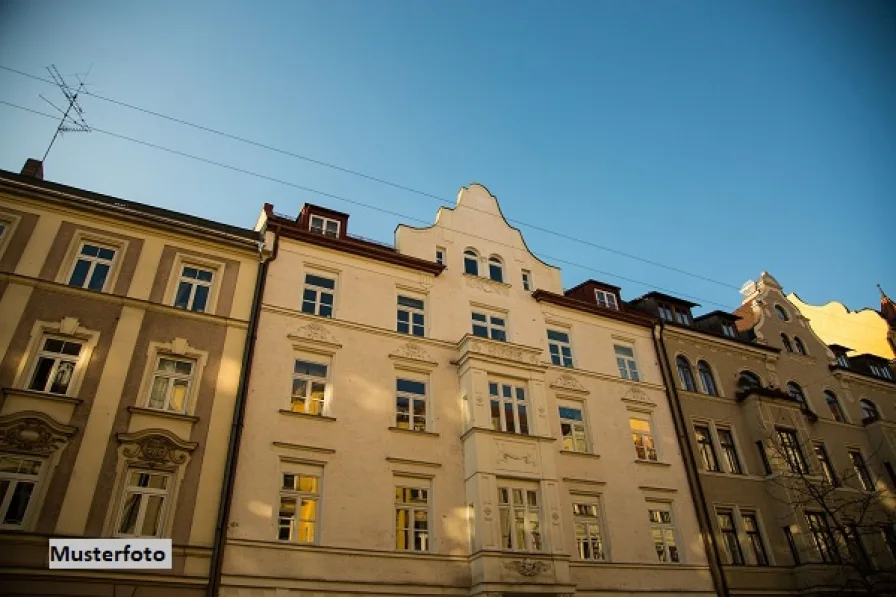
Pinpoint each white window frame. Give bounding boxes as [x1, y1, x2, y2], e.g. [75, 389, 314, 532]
[397, 295, 426, 337]
[740, 510, 771, 566]
[114, 469, 173, 538]
[145, 355, 195, 413]
[648, 505, 681, 563]
[309, 215, 340, 237]
[716, 508, 744, 565]
[395, 482, 430, 552]
[25, 335, 84, 396]
[0, 215, 17, 260]
[302, 272, 337, 318]
[694, 423, 720, 472]
[547, 329, 574, 368]
[489, 380, 530, 435]
[716, 426, 743, 474]
[614, 344, 640, 381]
[498, 482, 542, 552]
[594, 289, 618, 310]
[463, 249, 480, 276]
[472, 310, 507, 342]
[395, 377, 428, 432]
[521, 269, 532, 291]
[291, 358, 330, 416]
[848, 449, 874, 491]
[0, 454, 45, 530]
[630, 414, 658, 462]
[559, 401, 589, 453]
[278, 471, 321, 543]
[487, 256, 504, 283]
[66, 240, 118, 292]
[173, 264, 216, 313]
[721, 322, 737, 338]
[435, 246, 446, 266]
[572, 496, 607, 560]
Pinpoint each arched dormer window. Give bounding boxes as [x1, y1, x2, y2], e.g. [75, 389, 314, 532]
[787, 382, 807, 409]
[676, 356, 696, 392]
[860, 399, 880, 423]
[697, 361, 718, 396]
[781, 334, 793, 352]
[463, 249, 479, 276]
[824, 391, 845, 422]
[794, 337, 807, 355]
[488, 256, 504, 283]
[775, 305, 789, 321]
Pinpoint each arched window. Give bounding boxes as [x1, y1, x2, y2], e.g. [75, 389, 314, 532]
[775, 305, 789, 321]
[781, 334, 793, 352]
[488, 256, 504, 283]
[697, 361, 718, 396]
[793, 337, 807, 355]
[676, 356, 696, 392]
[787, 382, 807, 408]
[824, 391, 845, 422]
[860, 399, 880, 423]
[463, 249, 479, 276]
[738, 371, 761, 390]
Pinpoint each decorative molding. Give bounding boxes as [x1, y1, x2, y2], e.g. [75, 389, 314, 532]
[464, 274, 510, 296]
[117, 428, 197, 467]
[0, 411, 77, 454]
[59, 317, 81, 336]
[496, 441, 538, 468]
[288, 323, 341, 348]
[620, 386, 656, 406]
[272, 441, 335, 454]
[388, 342, 437, 372]
[562, 476, 607, 486]
[638, 485, 679, 493]
[468, 339, 540, 365]
[170, 337, 190, 356]
[551, 373, 589, 394]
[483, 505, 494, 522]
[385, 456, 442, 468]
[503, 558, 551, 576]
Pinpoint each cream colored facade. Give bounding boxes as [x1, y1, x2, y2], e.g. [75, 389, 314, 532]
[0, 164, 261, 596]
[221, 185, 715, 597]
[788, 293, 894, 360]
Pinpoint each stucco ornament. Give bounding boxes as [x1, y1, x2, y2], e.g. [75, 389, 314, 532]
[496, 442, 537, 467]
[0, 412, 76, 454]
[620, 386, 655, 405]
[504, 559, 550, 576]
[118, 429, 197, 467]
[552, 374, 586, 392]
[390, 342, 433, 362]
[465, 275, 509, 296]
[469, 341, 539, 365]
[289, 323, 339, 345]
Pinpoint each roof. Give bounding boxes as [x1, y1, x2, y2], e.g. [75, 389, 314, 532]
[733, 302, 759, 333]
[631, 291, 700, 308]
[565, 279, 622, 294]
[828, 343, 854, 353]
[532, 289, 656, 327]
[694, 310, 741, 322]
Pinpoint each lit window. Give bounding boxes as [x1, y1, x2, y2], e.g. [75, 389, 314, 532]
[717, 428, 742, 474]
[174, 265, 215, 313]
[775, 305, 789, 321]
[559, 404, 588, 453]
[463, 249, 479, 276]
[781, 334, 793, 352]
[824, 391, 845, 422]
[648, 508, 680, 563]
[68, 242, 116, 292]
[776, 428, 808, 474]
[435, 247, 445, 266]
[489, 381, 529, 435]
[488, 256, 504, 283]
[547, 330, 574, 368]
[717, 510, 744, 564]
[397, 296, 425, 337]
[27, 337, 83, 395]
[694, 425, 719, 471]
[0, 455, 44, 529]
[472, 311, 507, 341]
[742, 513, 769, 566]
[498, 485, 542, 552]
[595, 290, 618, 310]
[814, 443, 838, 486]
[573, 501, 605, 560]
[396, 378, 427, 432]
[146, 357, 194, 413]
[279, 473, 319, 543]
[309, 215, 340, 237]
[291, 360, 328, 416]
[676, 356, 696, 392]
[860, 399, 880, 423]
[849, 451, 874, 491]
[395, 486, 429, 551]
[793, 337, 807, 355]
[116, 470, 171, 537]
[614, 345, 640, 381]
[806, 512, 839, 563]
[786, 382, 807, 409]
[521, 270, 532, 291]
[301, 274, 336, 317]
[697, 361, 718, 396]
[630, 416, 657, 461]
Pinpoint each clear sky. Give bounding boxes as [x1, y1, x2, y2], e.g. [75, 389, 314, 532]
[0, 1, 892, 316]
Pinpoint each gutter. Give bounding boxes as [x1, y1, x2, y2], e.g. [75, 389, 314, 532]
[652, 321, 730, 597]
[207, 225, 280, 597]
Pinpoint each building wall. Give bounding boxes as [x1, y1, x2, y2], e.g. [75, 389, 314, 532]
[788, 293, 894, 360]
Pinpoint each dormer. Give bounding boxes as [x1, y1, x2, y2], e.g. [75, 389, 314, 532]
[564, 280, 622, 311]
[828, 344, 852, 369]
[298, 204, 350, 239]
[849, 354, 895, 381]
[630, 292, 698, 326]
[694, 311, 741, 339]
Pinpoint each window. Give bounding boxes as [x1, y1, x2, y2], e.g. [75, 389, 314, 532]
[573, 501, 605, 560]
[781, 334, 793, 353]
[849, 451, 874, 491]
[498, 485, 541, 552]
[648, 508, 680, 563]
[279, 473, 319, 543]
[489, 381, 529, 435]
[631, 416, 657, 461]
[472, 311, 506, 341]
[742, 513, 769, 566]
[775, 305, 789, 321]
[302, 274, 335, 317]
[463, 249, 479, 276]
[697, 361, 718, 396]
[396, 378, 427, 432]
[676, 356, 696, 392]
[776, 428, 808, 474]
[793, 337, 807, 355]
[68, 242, 116, 291]
[559, 404, 588, 453]
[786, 382, 807, 409]
[173, 265, 214, 312]
[814, 443, 838, 486]
[488, 256, 504, 283]
[309, 215, 339, 237]
[806, 512, 840, 563]
[882, 524, 896, 562]
[881, 367, 893, 380]
[695, 425, 719, 472]
[614, 345, 640, 381]
[717, 510, 744, 564]
[756, 441, 772, 475]
[824, 391, 845, 422]
[595, 289, 618, 310]
[547, 330, 574, 368]
[291, 360, 328, 415]
[27, 337, 83, 395]
[521, 270, 532, 291]
[658, 303, 674, 321]
[435, 247, 445, 266]
[738, 371, 761, 390]
[116, 470, 171, 537]
[837, 353, 850, 368]
[397, 296, 425, 337]
[146, 356, 194, 413]
[674, 308, 691, 326]
[721, 322, 737, 338]
[718, 428, 742, 474]
[783, 526, 801, 564]
[395, 486, 429, 551]
[0, 455, 43, 529]
[870, 364, 882, 377]
[860, 399, 880, 423]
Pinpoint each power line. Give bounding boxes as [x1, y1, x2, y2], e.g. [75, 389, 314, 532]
[0, 63, 741, 291]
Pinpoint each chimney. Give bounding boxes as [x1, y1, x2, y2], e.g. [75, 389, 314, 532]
[21, 158, 44, 180]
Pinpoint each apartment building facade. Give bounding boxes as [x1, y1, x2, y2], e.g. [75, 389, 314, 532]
[0, 162, 262, 596]
[219, 184, 716, 597]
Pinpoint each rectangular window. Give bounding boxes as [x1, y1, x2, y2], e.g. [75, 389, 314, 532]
[674, 308, 691, 326]
[881, 524, 896, 561]
[397, 296, 425, 337]
[0, 455, 44, 529]
[837, 354, 849, 368]
[658, 303, 674, 321]
[648, 508, 680, 563]
[173, 265, 215, 312]
[559, 404, 588, 453]
[396, 378, 427, 432]
[776, 428, 808, 474]
[717, 509, 744, 564]
[814, 443, 838, 486]
[302, 273, 336, 317]
[757, 440, 772, 475]
[717, 428, 742, 474]
[472, 311, 507, 342]
[435, 247, 445, 266]
[146, 356, 194, 413]
[595, 289, 618, 310]
[631, 416, 658, 461]
[116, 470, 171, 537]
[27, 337, 83, 395]
[278, 473, 319, 543]
[742, 513, 769, 566]
[498, 485, 542, 552]
[521, 270, 532, 291]
[614, 344, 640, 381]
[395, 486, 429, 551]
[849, 451, 874, 491]
[489, 381, 529, 435]
[721, 322, 737, 338]
[784, 526, 800, 564]
[309, 215, 340, 237]
[573, 501, 605, 560]
[547, 330, 574, 368]
[68, 242, 116, 291]
[291, 360, 328, 415]
[695, 425, 719, 472]
[806, 511, 840, 563]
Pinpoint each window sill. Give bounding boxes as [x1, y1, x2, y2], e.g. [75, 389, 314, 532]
[461, 427, 557, 442]
[388, 426, 440, 437]
[3, 387, 82, 405]
[127, 406, 199, 422]
[559, 450, 601, 459]
[634, 459, 672, 467]
[278, 409, 336, 422]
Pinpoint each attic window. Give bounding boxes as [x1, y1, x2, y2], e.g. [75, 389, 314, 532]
[594, 289, 618, 311]
[721, 322, 737, 338]
[310, 216, 340, 238]
[836, 354, 849, 368]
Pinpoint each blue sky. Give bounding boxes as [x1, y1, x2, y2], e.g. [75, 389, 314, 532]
[0, 1, 892, 315]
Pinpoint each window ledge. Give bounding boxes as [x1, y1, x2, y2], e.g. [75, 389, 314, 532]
[697, 470, 751, 479]
[634, 459, 672, 467]
[559, 450, 601, 459]
[127, 406, 199, 422]
[2, 387, 82, 405]
[278, 409, 337, 422]
[461, 427, 557, 443]
[388, 426, 440, 437]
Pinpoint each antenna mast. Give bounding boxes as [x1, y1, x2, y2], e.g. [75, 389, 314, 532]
[39, 64, 91, 162]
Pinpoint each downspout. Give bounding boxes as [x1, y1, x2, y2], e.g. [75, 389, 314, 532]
[207, 225, 280, 597]
[652, 321, 730, 597]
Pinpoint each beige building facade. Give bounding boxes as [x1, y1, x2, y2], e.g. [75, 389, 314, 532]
[0, 161, 262, 596]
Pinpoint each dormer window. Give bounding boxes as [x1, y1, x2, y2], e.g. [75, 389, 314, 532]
[594, 289, 618, 310]
[837, 354, 849, 368]
[674, 309, 691, 326]
[869, 363, 892, 379]
[721, 322, 737, 338]
[658, 303, 674, 321]
[310, 216, 340, 237]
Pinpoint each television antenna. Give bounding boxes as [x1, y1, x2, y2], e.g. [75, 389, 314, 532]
[38, 64, 92, 162]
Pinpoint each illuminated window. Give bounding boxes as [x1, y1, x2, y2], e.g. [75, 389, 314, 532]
[279, 473, 319, 543]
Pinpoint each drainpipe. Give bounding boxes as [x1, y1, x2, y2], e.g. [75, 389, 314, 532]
[207, 225, 280, 597]
[652, 321, 730, 597]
